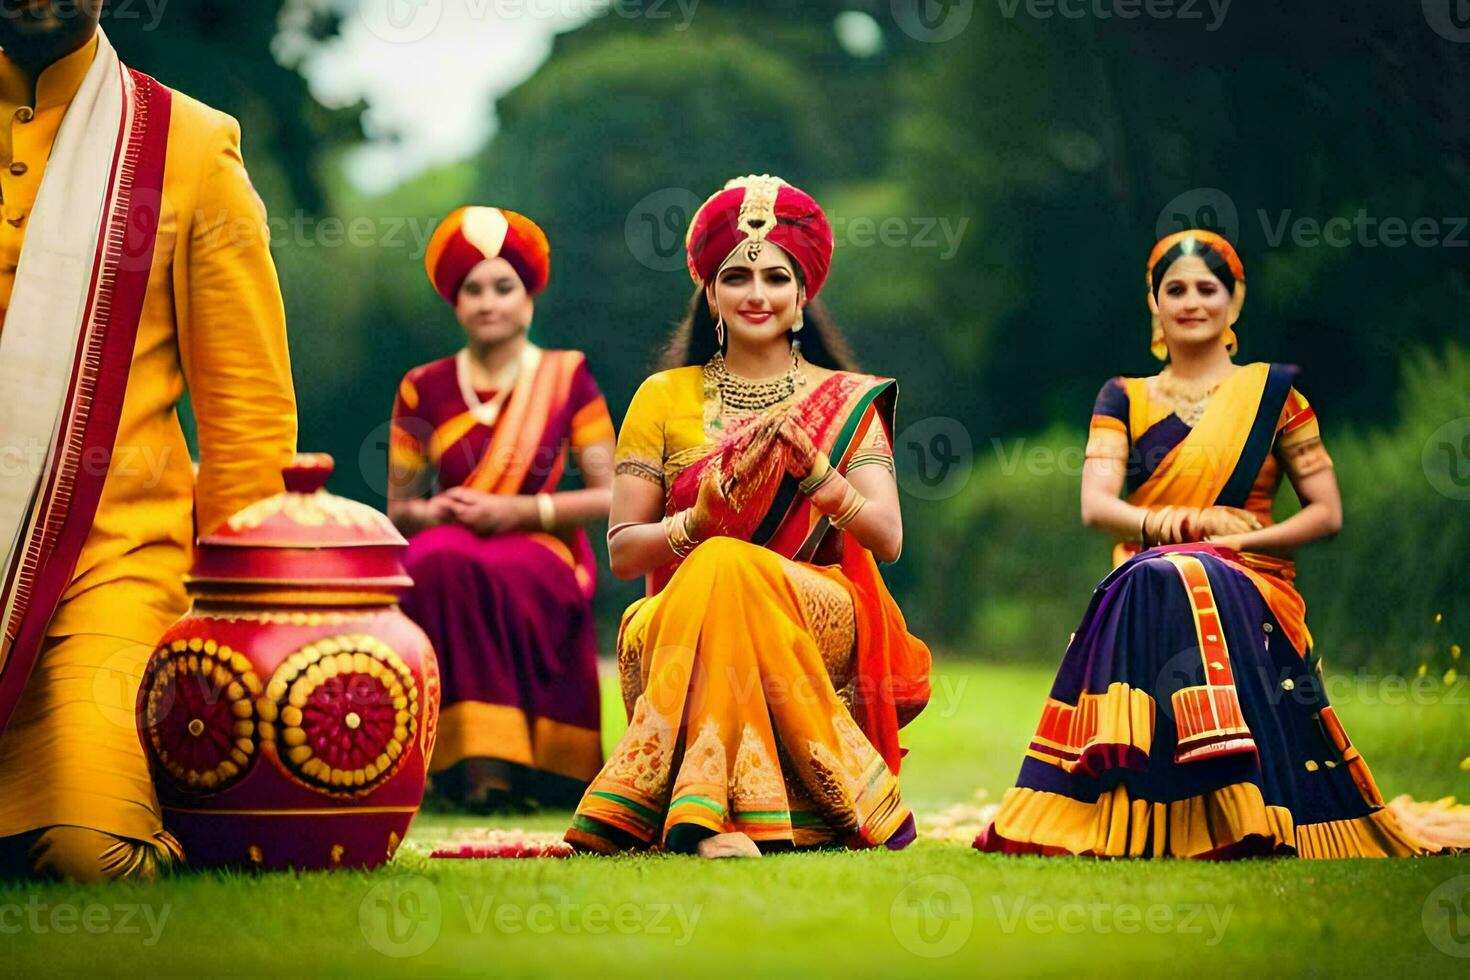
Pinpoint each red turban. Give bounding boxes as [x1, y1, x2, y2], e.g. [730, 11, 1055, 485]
[424, 206, 551, 304]
[685, 175, 833, 301]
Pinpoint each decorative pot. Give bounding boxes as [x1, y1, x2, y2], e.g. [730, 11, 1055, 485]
[137, 454, 439, 870]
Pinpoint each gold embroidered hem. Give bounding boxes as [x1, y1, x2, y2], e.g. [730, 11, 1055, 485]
[982, 782, 1440, 859]
[570, 537, 910, 854]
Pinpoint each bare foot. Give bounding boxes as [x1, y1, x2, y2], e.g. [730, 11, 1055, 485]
[696, 832, 762, 859]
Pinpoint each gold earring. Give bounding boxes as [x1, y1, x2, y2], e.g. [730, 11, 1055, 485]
[1150, 313, 1168, 361]
[715, 312, 725, 348]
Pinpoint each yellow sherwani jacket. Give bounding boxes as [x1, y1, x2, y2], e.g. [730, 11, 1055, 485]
[0, 37, 297, 841]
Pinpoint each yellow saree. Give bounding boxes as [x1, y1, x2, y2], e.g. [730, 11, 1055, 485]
[567, 367, 930, 853]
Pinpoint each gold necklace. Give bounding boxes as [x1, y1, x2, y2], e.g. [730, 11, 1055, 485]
[1153, 367, 1233, 428]
[703, 350, 807, 418]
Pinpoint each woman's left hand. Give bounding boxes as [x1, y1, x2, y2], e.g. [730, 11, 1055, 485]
[443, 487, 528, 536]
[777, 416, 819, 479]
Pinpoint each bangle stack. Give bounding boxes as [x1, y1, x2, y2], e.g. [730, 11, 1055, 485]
[535, 492, 557, 532]
[798, 451, 836, 495]
[664, 510, 700, 559]
[826, 480, 868, 530]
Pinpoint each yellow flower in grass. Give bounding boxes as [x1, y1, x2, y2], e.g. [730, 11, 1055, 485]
[1445, 668, 1459, 687]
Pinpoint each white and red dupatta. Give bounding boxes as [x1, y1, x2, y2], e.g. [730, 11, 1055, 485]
[0, 31, 171, 733]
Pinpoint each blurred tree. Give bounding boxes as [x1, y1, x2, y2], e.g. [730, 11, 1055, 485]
[104, 0, 357, 211]
[897, 5, 1470, 438]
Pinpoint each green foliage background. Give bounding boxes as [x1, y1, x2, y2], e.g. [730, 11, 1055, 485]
[113, 2, 1470, 669]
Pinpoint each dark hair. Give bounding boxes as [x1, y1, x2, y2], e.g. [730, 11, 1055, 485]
[1150, 239, 1237, 297]
[658, 288, 859, 372]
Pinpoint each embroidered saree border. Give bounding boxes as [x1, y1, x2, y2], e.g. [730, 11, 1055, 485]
[463, 348, 583, 495]
[0, 64, 170, 734]
[1161, 553, 1256, 764]
[980, 782, 1431, 859]
[1025, 683, 1155, 776]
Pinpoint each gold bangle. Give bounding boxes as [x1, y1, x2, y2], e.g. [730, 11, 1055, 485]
[606, 521, 639, 546]
[824, 481, 868, 530]
[665, 511, 697, 559]
[798, 452, 833, 495]
[536, 493, 556, 532]
[831, 491, 867, 530]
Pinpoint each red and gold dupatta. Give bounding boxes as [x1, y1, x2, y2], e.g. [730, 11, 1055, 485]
[459, 345, 596, 598]
[0, 34, 171, 734]
[664, 372, 931, 772]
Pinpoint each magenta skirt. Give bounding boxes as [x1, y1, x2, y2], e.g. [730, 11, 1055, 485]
[401, 524, 601, 807]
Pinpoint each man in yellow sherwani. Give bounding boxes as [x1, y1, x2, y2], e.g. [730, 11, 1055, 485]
[0, 3, 296, 881]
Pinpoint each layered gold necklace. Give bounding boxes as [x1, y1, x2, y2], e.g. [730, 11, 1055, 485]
[703, 351, 808, 421]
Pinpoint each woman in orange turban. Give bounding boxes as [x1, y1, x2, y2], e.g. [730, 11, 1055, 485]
[566, 176, 931, 858]
[974, 229, 1470, 858]
[388, 206, 615, 810]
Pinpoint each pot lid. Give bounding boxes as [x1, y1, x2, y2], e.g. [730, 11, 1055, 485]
[189, 454, 412, 597]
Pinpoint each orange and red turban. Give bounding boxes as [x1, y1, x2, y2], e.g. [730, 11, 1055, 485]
[424, 206, 551, 304]
[685, 175, 833, 301]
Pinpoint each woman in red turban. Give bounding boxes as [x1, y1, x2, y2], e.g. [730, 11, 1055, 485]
[388, 206, 615, 810]
[567, 176, 932, 858]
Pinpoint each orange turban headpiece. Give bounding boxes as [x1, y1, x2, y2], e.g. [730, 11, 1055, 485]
[685, 175, 833, 301]
[1145, 229, 1246, 361]
[424, 206, 551, 305]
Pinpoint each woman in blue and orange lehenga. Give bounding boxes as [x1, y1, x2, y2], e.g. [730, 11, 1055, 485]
[975, 229, 1469, 858]
[565, 176, 931, 858]
[388, 207, 615, 809]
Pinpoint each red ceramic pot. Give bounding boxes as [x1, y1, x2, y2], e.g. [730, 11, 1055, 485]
[137, 454, 440, 871]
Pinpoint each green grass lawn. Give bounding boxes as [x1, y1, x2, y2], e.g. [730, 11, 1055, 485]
[3, 660, 1468, 977]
